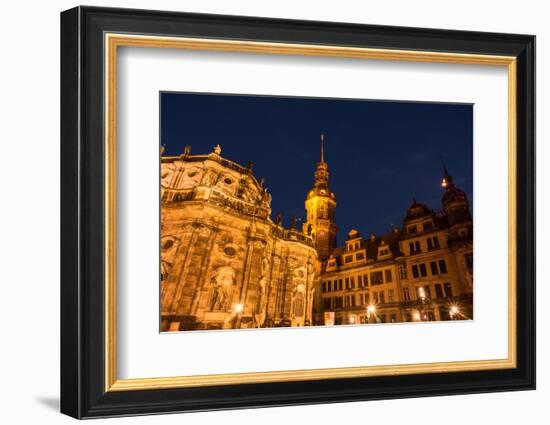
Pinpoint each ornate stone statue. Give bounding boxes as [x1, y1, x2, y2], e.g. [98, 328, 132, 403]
[275, 212, 282, 226]
[213, 144, 222, 155]
[183, 145, 192, 155]
[209, 266, 235, 311]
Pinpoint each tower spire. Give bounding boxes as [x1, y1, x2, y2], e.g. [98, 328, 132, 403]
[314, 133, 329, 187]
[441, 156, 449, 176]
[304, 133, 338, 261]
[320, 133, 325, 163]
[440, 156, 453, 188]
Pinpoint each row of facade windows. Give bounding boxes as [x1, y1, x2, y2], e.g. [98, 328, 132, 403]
[330, 309, 456, 325]
[411, 259, 448, 278]
[323, 281, 452, 310]
[401, 282, 453, 301]
[408, 235, 441, 255]
[333, 313, 399, 325]
[342, 247, 390, 264]
[323, 288, 395, 309]
[407, 221, 434, 235]
[321, 269, 393, 293]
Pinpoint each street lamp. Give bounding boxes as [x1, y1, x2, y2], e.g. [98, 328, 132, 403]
[232, 303, 244, 328]
[367, 304, 377, 324]
[449, 304, 459, 320]
[418, 286, 426, 301]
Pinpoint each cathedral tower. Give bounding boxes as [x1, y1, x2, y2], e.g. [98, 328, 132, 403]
[304, 134, 338, 261]
[441, 162, 472, 241]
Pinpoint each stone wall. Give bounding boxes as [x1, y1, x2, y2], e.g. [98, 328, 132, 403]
[160, 151, 317, 331]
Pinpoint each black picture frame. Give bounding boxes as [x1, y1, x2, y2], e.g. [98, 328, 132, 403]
[61, 5, 535, 419]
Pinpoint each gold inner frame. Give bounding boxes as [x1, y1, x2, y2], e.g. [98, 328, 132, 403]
[104, 33, 517, 392]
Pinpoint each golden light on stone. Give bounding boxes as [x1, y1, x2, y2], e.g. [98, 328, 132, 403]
[160, 133, 473, 331]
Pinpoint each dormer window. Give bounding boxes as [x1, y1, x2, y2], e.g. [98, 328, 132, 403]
[408, 225, 418, 234]
[378, 241, 391, 259]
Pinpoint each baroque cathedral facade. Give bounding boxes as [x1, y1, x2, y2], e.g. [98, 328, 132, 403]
[160, 138, 473, 332]
[160, 144, 317, 331]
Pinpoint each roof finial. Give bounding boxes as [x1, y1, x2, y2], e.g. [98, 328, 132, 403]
[440, 155, 450, 176]
[440, 155, 453, 188]
[320, 133, 325, 163]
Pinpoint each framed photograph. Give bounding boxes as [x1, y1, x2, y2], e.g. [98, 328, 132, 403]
[60, 6, 535, 419]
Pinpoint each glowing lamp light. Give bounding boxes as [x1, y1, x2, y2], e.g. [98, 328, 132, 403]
[367, 304, 376, 314]
[234, 303, 244, 313]
[450, 305, 460, 316]
[349, 317, 355, 324]
[413, 311, 421, 321]
[418, 287, 426, 299]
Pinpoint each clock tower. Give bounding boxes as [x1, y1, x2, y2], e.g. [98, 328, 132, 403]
[303, 134, 338, 261]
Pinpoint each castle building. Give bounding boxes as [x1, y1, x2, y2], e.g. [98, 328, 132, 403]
[160, 144, 317, 331]
[160, 137, 473, 331]
[312, 152, 474, 326]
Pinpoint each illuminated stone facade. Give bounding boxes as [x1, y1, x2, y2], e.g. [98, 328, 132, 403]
[312, 160, 473, 326]
[160, 145, 317, 331]
[160, 139, 473, 331]
[303, 134, 338, 261]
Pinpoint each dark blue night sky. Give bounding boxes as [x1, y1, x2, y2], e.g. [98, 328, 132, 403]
[160, 92, 473, 241]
